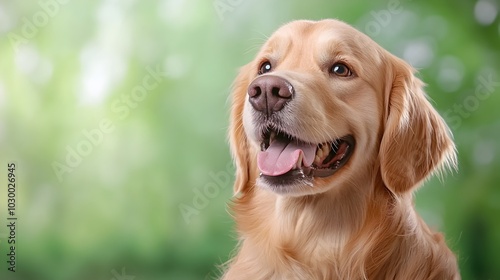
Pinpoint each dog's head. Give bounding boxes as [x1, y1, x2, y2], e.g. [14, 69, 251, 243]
[229, 19, 456, 197]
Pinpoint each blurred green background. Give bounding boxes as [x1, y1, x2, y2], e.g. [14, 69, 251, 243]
[0, 0, 499, 279]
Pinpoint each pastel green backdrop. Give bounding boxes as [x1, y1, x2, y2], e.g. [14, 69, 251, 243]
[0, 0, 499, 279]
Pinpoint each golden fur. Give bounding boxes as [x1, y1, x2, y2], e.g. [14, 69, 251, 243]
[223, 19, 460, 279]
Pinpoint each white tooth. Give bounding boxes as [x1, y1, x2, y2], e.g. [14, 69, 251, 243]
[322, 144, 330, 155]
[314, 155, 321, 165]
[297, 153, 303, 168]
[316, 148, 323, 159]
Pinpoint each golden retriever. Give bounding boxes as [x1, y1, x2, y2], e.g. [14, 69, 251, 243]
[223, 19, 460, 279]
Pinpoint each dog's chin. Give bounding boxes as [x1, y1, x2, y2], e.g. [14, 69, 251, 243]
[257, 168, 348, 196]
[257, 174, 318, 196]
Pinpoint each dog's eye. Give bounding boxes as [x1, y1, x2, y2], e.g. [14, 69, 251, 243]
[330, 63, 352, 77]
[259, 61, 272, 75]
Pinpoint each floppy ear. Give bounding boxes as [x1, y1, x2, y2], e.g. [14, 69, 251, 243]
[379, 57, 457, 193]
[228, 64, 253, 194]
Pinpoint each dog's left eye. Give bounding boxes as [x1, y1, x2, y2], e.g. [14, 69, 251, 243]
[330, 63, 352, 77]
[259, 61, 272, 75]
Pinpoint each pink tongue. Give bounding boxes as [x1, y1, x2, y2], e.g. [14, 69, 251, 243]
[257, 139, 316, 176]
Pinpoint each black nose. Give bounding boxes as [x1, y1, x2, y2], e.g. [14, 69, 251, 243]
[248, 75, 294, 117]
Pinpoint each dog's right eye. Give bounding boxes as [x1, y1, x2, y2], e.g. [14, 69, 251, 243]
[330, 63, 352, 77]
[258, 61, 272, 75]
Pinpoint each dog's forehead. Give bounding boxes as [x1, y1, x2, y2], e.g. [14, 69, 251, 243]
[272, 20, 371, 46]
[260, 20, 381, 60]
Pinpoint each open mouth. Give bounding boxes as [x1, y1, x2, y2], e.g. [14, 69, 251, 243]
[258, 129, 355, 186]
